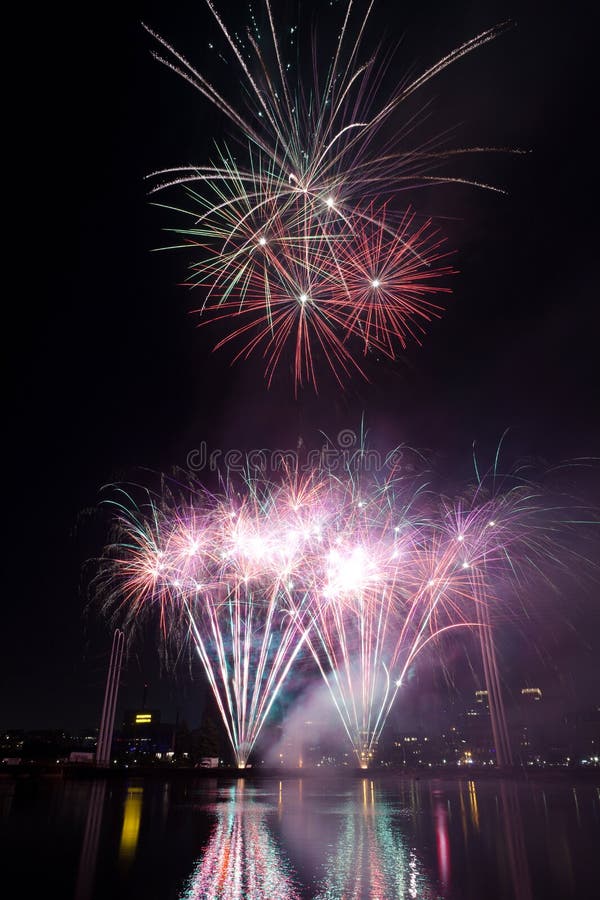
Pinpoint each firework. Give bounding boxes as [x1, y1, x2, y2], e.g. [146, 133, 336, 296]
[284, 466, 553, 767]
[99, 477, 320, 768]
[144, 2, 517, 390]
[96, 445, 574, 768]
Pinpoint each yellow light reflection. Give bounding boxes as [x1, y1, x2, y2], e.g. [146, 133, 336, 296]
[467, 780, 479, 831]
[119, 786, 143, 861]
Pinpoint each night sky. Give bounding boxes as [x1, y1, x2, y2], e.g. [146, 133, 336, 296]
[5, 0, 598, 733]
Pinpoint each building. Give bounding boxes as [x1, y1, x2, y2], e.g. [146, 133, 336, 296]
[459, 704, 495, 765]
[516, 687, 545, 764]
[117, 710, 175, 760]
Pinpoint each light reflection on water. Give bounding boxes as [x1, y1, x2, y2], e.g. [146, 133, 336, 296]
[1, 774, 599, 899]
[75, 780, 106, 900]
[180, 779, 300, 900]
[119, 785, 144, 863]
[311, 779, 435, 900]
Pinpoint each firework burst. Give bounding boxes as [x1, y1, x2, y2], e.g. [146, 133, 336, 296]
[144, 2, 517, 390]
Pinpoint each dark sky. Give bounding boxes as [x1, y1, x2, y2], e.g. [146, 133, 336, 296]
[5, 0, 598, 732]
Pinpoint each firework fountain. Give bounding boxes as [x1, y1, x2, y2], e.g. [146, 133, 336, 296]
[97, 455, 565, 768]
[98, 480, 318, 768]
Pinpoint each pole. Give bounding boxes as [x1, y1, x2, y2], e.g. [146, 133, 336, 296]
[96, 629, 125, 766]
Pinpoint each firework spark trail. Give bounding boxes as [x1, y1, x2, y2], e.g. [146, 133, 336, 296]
[95, 449, 581, 768]
[98, 476, 322, 767]
[285, 473, 486, 766]
[142, 1, 518, 390]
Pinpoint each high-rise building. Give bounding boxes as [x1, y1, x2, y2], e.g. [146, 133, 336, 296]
[460, 703, 495, 764]
[517, 687, 544, 763]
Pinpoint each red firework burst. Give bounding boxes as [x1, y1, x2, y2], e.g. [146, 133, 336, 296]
[332, 204, 456, 358]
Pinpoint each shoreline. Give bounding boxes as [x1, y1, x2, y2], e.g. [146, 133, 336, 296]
[2, 764, 599, 784]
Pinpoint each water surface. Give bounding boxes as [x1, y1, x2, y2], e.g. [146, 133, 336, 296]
[1, 774, 598, 899]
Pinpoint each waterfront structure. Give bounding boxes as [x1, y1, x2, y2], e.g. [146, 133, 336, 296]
[96, 629, 125, 767]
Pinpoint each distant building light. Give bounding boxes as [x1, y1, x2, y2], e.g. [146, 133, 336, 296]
[135, 713, 152, 724]
[521, 688, 542, 700]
